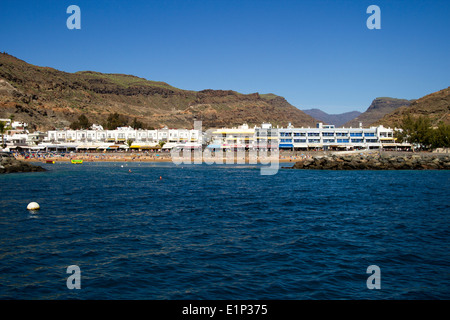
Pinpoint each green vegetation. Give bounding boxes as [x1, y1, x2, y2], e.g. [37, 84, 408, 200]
[0, 121, 6, 148]
[395, 115, 450, 149]
[259, 93, 278, 101]
[126, 138, 135, 148]
[70, 114, 92, 130]
[103, 112, 128, 130]
[101, 114, 146, 130]
[131, 117, 144, 129]
[76, 71, 180, 91]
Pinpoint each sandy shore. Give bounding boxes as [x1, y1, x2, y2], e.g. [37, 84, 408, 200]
[17, 150, 442, 164]
[16, 153, 295, 163]
[18, 155, 174, 163]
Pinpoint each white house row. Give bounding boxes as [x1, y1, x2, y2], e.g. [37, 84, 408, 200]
[46, 127, 202, 144]
[1, 126, 203, 152]
[1, 123, 406, 152]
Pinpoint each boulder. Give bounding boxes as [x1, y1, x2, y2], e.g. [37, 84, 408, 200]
[0, 153, 46, 174]
[289, 153, 449, 170]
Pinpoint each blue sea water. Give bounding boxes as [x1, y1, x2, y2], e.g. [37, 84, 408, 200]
[0, 162, 449, 300]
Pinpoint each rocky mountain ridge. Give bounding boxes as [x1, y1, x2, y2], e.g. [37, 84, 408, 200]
[0, 53, 318, 130]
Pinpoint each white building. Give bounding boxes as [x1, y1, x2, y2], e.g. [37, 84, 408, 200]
[206, 122, 399, 151]
[207, 123, 256, 150]
[277, 122, 397, 150]
[2, 122, 399, 153]
[0, 119, 28, 131]
[43, 127, 202, 152]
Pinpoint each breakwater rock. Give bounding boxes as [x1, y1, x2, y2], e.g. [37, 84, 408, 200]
[290, 153, 450, 170]
[0, 152, 46, 174]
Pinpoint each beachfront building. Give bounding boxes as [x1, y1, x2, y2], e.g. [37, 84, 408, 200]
[2, 121, 399, 153]
[277, 122, 398, 151]
[26, 131, 47, 146]
[0, 119, 29, 150]
[207, 123, 256, 151]
[254, 123, 279, 151]
[41, 127, 202, 152]
[1, 132, 50, 152]
[4, 133, 28, 149]
[205, 122, 399, 151]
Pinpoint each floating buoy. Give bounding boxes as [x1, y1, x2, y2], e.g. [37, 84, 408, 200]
[27, 202, 40, 211]
[159, 176, 162, 180]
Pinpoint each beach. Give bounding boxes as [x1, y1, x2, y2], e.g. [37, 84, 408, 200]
[15, 150, 446, 164]
[15, 151, 300, 163]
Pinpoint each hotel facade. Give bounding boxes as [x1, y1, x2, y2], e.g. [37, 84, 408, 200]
[208, 123, 401, 151]
[276, 123, 398, 151]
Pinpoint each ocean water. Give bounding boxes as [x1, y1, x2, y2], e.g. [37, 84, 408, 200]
[0, 162, 449, 300]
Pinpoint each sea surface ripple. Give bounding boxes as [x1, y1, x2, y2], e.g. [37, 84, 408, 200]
[0, 162, 449, 299]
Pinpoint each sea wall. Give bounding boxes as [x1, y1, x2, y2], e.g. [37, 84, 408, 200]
[0, 153, 46, 174]
[290, 153, 450, 170]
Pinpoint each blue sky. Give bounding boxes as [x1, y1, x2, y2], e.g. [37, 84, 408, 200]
[0, 0, 449, 113]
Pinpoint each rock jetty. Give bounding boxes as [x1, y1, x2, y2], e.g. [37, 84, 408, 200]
[290, 153, 450, 170]
[0, 152, 46, 174]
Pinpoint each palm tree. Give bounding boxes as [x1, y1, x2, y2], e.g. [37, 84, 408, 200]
[126, 138, 134, 147]
[126, 138, 135, 152]
[0, 121, 6, 149]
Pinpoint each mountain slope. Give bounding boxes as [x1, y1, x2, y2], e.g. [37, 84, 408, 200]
[375, 87, 450, 127]
[344, 97, 412, 128]
[302, 109, 361, 127]
[0, 53, 318, 130]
